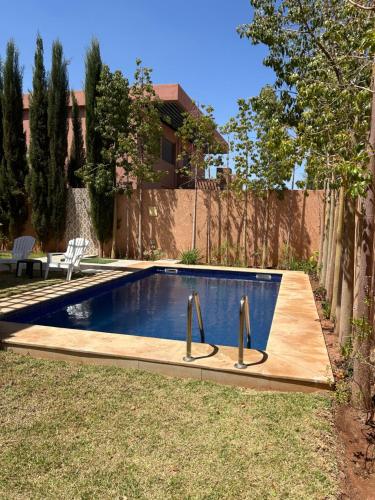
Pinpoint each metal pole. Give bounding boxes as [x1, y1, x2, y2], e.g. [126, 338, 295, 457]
[184, 294, 194, 362]
[245, 297, 251, 349]
[235, 296, 248, 369]
[193, 292, 205, 343]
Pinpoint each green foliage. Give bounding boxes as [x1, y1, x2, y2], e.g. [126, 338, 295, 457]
[180, 248, 200, 265]
[221, 99, 253, 192]
[0, 58, 5, 233]
[27, 35, 49, 246]
[0, 59, 3, 169]
[340, 338, 353, 361]
[251, 87, 297, 193]
[84, 40, 112, 250]
[352, 316, 373, 342]
[222, 88, 297, 197]
[143, 247, 164, 261]
[211, 241, 247, 267]
[335, 380, 351, 405]
[47, 40, 68, 241]
[321, 300, 331, 320]
[121, 59, 162, 186]
[0, 41, 28, 239]
[85, 39, 102, 167]
[238, 0, 372, 196]
[279, 250, 318, 276]
[81, 63, 131, 249]
[314, 285, 327, 302]
[93, 65, 130, 192]
[177, 102, 225, 184]
[67, 92, 85, 188]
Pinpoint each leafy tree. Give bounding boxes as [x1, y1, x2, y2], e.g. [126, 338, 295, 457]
[47, 40, 69, 243]
[223, 88, 296, 267]
[80, 65, 130, 258]
[1, 41, 28, 240]
[28, 35, 49, 247]
[0, 59, 3, 169]
[239, 0, 374, 410]
[121, 59, 163, 258]
[0, 58, 6, 239]
[84, 39, 112, 257]
[67, 92, 85, 188]
[176, 103, 225, 250]
[221, 99, 254, 265]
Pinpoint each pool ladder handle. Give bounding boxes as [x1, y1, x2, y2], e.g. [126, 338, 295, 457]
[183, 291, 205, 362]
[183, 292, 251, 368]
[234, 295, 251, 369]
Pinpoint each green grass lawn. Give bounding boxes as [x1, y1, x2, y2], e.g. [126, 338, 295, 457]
[0, 251, 46, 259]
[0, 352, 339, 499]
[81, 257, 118, 264]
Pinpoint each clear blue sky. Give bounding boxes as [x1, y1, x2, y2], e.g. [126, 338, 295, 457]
[0, 0, 303, 184]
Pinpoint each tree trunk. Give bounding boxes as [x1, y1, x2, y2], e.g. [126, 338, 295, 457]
[339, 196, 355, 347]
[226, 185, 230, 264]
[352, 59, 375, 411]
[331, 186, 345, 321]
[320, 186, 331, 286]
[111, 194, 118, 259]
[285, 167, 296, 266]
[191, 164, 198, 250]
[206, 189, 211, 264]
[137, 186, 143, 259]
[318, 182, 327, 278]
[243, 190, 248, 267]
[326, 190, 337, 299]
[261, 191, 270, 268]
[125, 196, 130, 258]
[324, 188, 336, 291]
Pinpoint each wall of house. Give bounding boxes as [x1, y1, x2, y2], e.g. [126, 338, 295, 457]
[64, 188, 323, 265]
[22, 94, 182, 189]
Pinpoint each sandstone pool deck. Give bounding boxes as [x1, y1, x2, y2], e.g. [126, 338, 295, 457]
[0, 263, 333, 392]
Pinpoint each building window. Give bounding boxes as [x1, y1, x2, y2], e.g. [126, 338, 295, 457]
[161, 137, 176, 165]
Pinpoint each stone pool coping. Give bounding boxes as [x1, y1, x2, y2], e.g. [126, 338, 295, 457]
[0, 264, 333, 392]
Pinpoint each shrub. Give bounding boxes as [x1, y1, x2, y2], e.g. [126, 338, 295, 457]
[314, 286, 327, 302]
[211, 241, 248, 267]
[180, 248, 200, 265]
[321, 300, 331, 319]
[143, 248, 164, 261]
[279, 250, 319, 277]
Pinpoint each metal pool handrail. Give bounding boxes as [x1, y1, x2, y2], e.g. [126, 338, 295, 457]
[234, 295, 251, 369]
[183, 291, 205, 362]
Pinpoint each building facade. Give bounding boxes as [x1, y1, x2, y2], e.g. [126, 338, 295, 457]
[22, 84, 227, 189]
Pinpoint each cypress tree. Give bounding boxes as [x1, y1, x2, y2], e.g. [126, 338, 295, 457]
[0, 59, 6, 236]
[0, 59, 3, 166]
[85, 39, 112, 256]
[67, 92, 85, 187]
[28, 35, 49, 247]
[47, 40, 68, 242]
[1, 41, 28, 239]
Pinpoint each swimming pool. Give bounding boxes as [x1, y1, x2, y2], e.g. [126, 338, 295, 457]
[4, 267, 281, 350]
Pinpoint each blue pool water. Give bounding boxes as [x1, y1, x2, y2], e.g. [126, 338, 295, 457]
[4, 268, 281, 350]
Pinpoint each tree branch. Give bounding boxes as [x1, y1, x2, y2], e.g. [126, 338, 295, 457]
[296, 0, 344, 85]
[347, 0, 375, 11]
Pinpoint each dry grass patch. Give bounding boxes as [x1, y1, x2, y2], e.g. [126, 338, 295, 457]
[0, 271, 83, 299]
[0, 352, 339, 499]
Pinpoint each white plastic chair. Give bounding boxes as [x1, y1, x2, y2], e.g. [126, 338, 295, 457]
[44, 238, 89, 281]
[0, 236, 36, 266]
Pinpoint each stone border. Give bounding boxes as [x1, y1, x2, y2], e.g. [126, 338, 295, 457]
[0, 264, 333, 392]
